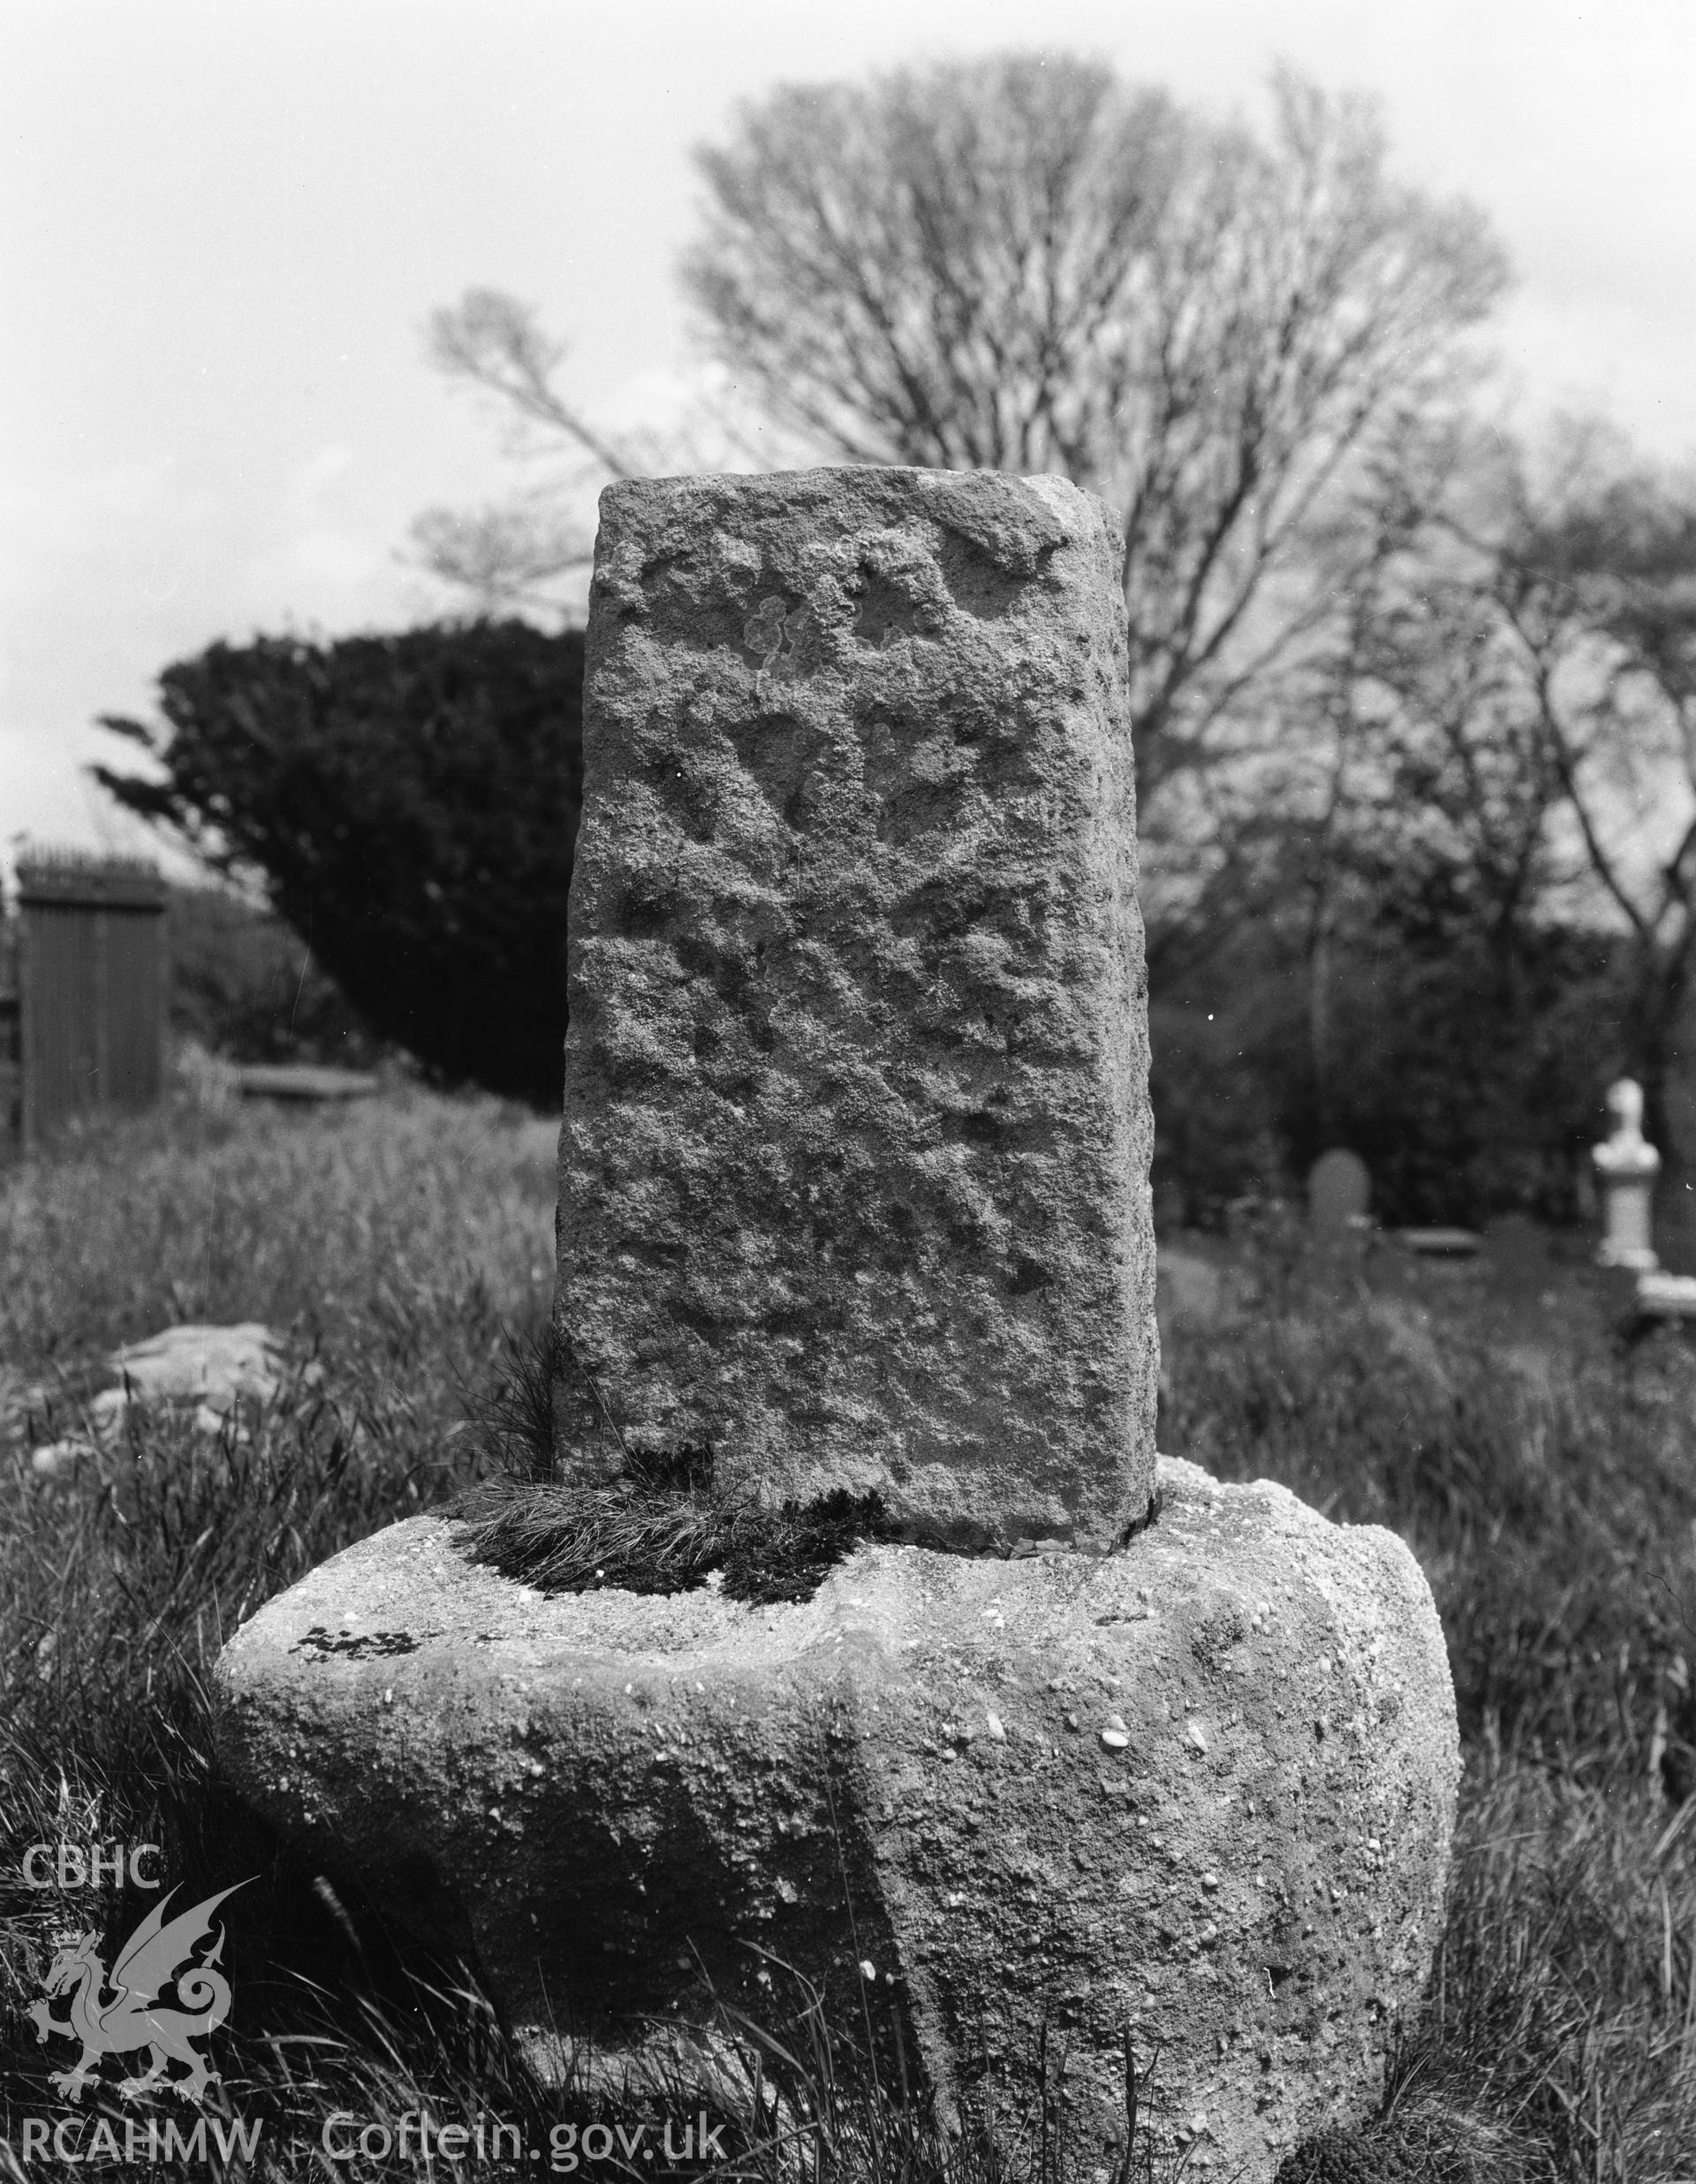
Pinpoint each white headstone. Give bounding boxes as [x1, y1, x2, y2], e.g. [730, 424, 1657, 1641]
[1594, 1078, 1660, 1271]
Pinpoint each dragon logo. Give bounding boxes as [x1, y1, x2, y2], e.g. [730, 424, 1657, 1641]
[27, 1882, 249, 2104]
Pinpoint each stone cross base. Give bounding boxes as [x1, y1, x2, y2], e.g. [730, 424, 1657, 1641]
[214, 1460, 1458, 2183]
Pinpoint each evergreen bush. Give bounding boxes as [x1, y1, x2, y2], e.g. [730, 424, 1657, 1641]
[97, 620, 585, 1108]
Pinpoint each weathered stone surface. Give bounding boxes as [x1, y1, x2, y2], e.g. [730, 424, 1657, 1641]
[556, 466, 1154, 1549]
[103, 1322, 285, 1412]
[26, 1323, 291, 1476]
[213, 1456, 1458, 2181]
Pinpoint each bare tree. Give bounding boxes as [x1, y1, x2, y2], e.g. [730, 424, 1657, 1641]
[1342, 428, 1576, 976]
[407, 290, 640, 616]
[1275, 421, 1696, 1164]
[1475, 430, 1696, 1156]
[684, 56, 1509, 800]
[410, 290, 791, 617]
[409, 496, 596, 619]
[686, 57, 1184, 476]
[427, 290, 639, 481]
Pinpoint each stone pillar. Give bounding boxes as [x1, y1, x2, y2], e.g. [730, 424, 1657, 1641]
[554, 467, 1155, 1550]
[1594, 1077, 1660, 1272]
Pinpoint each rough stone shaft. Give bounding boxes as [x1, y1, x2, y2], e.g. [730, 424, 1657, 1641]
[555, 466, 1155, 1546]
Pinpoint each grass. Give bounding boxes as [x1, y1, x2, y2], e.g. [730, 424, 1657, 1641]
[1160, 1217, 1696, 2181]
[446, 1328, 909, 1604]
[0, 1080, 1693, 2179]
[451, 1454, 905, 1605]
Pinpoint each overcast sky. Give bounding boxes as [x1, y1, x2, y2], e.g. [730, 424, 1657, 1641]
[5, 0, 1696, 871]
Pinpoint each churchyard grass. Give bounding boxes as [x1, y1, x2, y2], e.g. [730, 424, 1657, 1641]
[1, 1084, 1693, 2180]
[0, 1078, 561, 2177]
[1162, 1223, 1696, 2182]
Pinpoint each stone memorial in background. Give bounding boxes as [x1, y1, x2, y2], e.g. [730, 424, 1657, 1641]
[1307, 1147, 1371, 1235]
[216, 470, 1460, 2183]
[1594, 1077, 1660, 1271]
[554, 466, 1155, 1550]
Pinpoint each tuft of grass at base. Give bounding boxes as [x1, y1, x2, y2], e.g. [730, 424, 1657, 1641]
[451, 1467, 902, 1606]
[446, 1326, 905, 1604]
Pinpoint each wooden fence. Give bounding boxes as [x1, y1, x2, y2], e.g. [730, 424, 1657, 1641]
[1, 853, 168, 1154]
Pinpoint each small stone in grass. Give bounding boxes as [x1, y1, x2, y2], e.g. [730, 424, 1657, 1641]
[30, 1438, 102, 1480]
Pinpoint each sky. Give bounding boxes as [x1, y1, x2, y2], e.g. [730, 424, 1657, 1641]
[5, 0, 1696, 875]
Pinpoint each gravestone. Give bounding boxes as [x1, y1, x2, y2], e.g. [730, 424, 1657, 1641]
[1594, 1076, 1660, 1271]
[1307, 1147, 1370, 1233]
[1155, 1243, 1232, 1333]
[555, 466, 1155, 1550]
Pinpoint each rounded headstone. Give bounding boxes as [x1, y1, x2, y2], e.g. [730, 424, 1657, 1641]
[1307, 1148, 1370, 1232]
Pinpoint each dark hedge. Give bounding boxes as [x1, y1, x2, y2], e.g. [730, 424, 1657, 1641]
[96, 620, 584, 1108]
